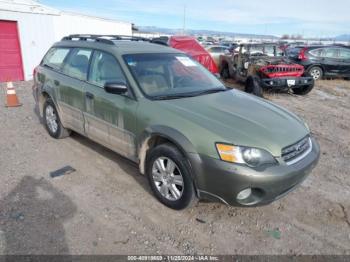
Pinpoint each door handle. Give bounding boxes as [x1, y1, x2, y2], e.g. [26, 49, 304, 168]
[54, 80, 60, 86]
[85, 92, 94, 99]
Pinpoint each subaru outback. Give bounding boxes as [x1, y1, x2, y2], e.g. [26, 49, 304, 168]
[33, 35, 320, 210]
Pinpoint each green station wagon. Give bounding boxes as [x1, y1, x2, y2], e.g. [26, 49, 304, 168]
[33, 35, 320, 210]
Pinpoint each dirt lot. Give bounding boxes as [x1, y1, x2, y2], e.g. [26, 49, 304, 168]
[0, 80, 349, 255]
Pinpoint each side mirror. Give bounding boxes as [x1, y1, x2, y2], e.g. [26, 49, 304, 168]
[104, 82, 128, 95]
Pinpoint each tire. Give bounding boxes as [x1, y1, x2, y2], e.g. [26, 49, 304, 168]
[245, 77, 263, 97]
[146, 143, 198, 210]
[43, 98, 71, 139]
[292, 80, 315, 95]
[307, 66, 323, 80]
[220, 64, 230, 80]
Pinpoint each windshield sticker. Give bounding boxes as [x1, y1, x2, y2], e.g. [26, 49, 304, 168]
[176, 57, 197, 67]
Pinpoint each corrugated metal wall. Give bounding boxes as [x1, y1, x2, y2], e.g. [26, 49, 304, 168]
[0, 7, 132, 81]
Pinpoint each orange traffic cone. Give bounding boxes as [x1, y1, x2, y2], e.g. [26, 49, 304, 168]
[5, 81, 22, 107]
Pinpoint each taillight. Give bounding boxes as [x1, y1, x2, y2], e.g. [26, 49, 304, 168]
[298, 48, 308, 61]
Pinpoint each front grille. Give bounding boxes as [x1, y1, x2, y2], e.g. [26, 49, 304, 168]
[282, 136, 312, 165]
[263, 65, 303, 73]
[259, 64, 305, 78]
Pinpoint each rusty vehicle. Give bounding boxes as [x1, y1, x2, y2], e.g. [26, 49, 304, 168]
[219, 43, 314, 97]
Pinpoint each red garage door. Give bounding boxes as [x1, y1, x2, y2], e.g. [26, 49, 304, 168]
[0, 20, 24, 82]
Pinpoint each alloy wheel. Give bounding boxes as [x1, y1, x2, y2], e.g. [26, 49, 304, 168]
[152, 157, 184, 201]
[310, 68, 321, 80]
[45, 105, 58, 134]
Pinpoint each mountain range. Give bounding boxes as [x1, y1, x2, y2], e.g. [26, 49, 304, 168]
[138, 26, 278, 39]
[138, 26, 350, 42]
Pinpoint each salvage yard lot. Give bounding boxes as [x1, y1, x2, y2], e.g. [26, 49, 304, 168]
[0, 80, 349, 255]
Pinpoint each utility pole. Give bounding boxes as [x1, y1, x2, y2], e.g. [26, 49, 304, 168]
[182, 5, 186, 35]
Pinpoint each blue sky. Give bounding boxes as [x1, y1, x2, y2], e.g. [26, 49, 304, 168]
[40, 0, 349, 37]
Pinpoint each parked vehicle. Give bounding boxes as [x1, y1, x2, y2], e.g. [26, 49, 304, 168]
[169, 36, 218, 74]
[287, 45, 350, 80]
[220, 42, 239, 53]
[206, 45, 229, 66]
[219, 43, 315, 96]
[33, 35, 320, 210]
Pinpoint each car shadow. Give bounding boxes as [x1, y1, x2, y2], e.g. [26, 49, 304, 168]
[70, 132, 153, 197]
[0, 176, 77, 255]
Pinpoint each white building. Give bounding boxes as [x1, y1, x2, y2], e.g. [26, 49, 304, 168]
[0, 0, 132, 81]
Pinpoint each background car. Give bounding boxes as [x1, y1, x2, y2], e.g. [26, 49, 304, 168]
[206, 45, 229, 65]
[287, 45, 350, 80]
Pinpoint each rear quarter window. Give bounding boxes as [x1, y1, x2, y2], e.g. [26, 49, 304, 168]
[309, 48, 323, 57]
[42, 48, 71, 70]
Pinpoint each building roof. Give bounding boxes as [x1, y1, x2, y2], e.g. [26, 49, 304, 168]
[0, 0, 60, 15]
[0, 0, 130, 24]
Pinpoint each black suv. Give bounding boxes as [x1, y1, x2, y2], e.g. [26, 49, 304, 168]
[287, 45, 350, 80]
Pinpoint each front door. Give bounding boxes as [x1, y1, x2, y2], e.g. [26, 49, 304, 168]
[84, 50, 138, 160]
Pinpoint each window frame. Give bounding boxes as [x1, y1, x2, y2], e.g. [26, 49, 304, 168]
[86, 49, 136, 100]
[61, 47, 94, 81]
[87, 50, 128, 88]
[41, 47, 72, 72]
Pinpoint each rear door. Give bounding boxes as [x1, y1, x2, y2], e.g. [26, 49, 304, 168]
[84, 50, 138, 160]
[59, 48, 93, 134]
[320, 47, 341, 75]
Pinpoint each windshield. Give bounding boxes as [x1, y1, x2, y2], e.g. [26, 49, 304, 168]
[123, 53, 226, 99]
[247, 45, 284, 57]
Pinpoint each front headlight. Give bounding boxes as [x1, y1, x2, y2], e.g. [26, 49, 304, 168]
[216, 143, 277, 167]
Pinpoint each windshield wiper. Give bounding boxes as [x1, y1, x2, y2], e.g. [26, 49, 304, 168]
[192, 88, 228, 96]
[153, 87, 227, 100]
[153, 94, 195, 100]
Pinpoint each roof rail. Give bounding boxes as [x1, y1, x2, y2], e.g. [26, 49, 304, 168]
[61, 34, 153, 45]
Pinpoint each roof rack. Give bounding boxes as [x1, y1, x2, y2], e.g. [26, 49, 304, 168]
[61, 34, 153, 45]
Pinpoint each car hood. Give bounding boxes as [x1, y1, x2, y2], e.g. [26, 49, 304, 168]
[158, 90, 309, 157]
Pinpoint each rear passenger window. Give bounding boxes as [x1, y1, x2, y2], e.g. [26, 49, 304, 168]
[63, 48, 92, 80]
[339, 48, 350, 59]
[321, 48, 338, 58]
[88, 51, 126, 87]
[42, 48, 70, 70]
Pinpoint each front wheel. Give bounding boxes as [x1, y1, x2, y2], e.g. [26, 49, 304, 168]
[292, 81, 315, 95]
[245, 77, 263, 97]
[146, 144, 197, 210]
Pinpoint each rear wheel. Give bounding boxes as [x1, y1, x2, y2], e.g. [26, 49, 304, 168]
[308, 66, 323, 80]
[43, 98, 70, 139]
[245, 77, 263, 97]
[146, 143, 197, 210]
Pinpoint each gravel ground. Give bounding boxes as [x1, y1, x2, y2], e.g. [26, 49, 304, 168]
[0, 80, 349, 255]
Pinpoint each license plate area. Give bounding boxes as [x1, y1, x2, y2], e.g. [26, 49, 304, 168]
[287, 79, 296, 86]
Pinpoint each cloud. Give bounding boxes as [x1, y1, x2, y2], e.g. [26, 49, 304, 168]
[40, 0, 350, 36]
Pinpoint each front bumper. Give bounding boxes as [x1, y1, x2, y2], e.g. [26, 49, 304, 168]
[260, 76, 314, 90]
[189, 137, 320, 206]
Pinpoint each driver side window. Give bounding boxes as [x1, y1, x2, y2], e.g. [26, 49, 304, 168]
[89, 51, 127, 87]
